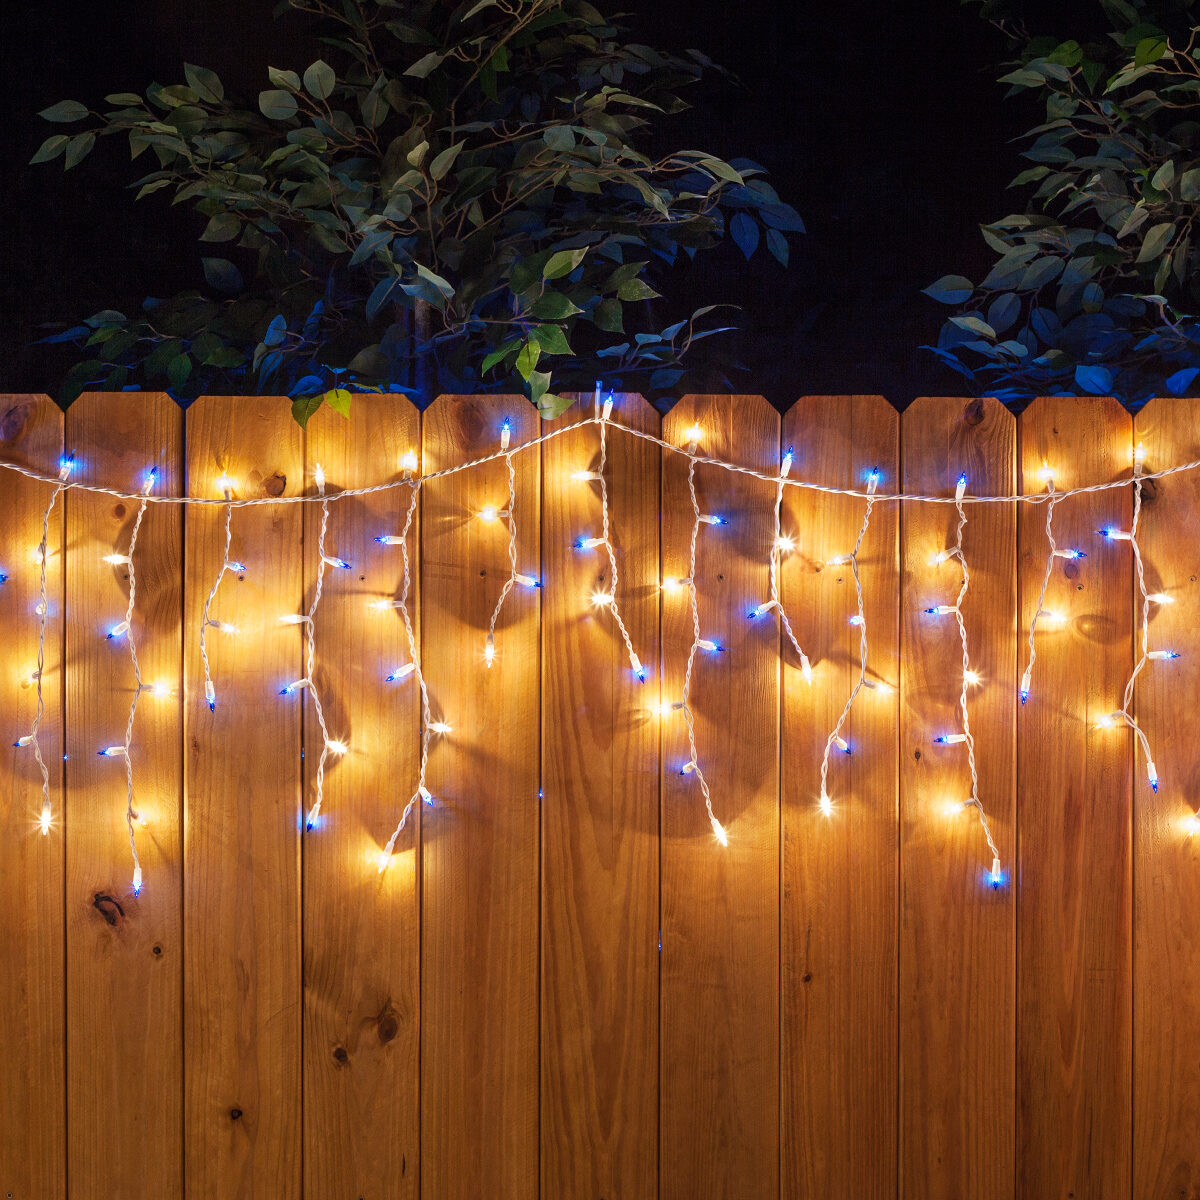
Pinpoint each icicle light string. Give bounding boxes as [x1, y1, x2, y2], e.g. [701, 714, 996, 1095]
[483, 429, 535, 668]
[578, 385, 646, 681]
[927, 473, 1003, 885]
[749, 445, 814, 683]
[1095, 442, 1176, 796]
[13, 452, 74, 836]
[98, 466, 159, 895]
[817, 469, 879, 816]
[198, 477, 242, 712]
[1019, 466, 1061, 707]
[378, 479, 434, 872]
[677, 433, 728, 845]
[293, 463, 351, 833]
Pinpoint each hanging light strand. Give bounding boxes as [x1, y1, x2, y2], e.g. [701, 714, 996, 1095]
[485, 449, 521, 668]
[818, 471, 879, 814]
[1019, 470, 1060, 705]
[379, 480, 435, 870]
[677, 445, 728, 845]
[300, 465, 343, 831]
[199, 478, 239, 711]
[937, 474, 1003, 881]
[17, 454, 73, 835]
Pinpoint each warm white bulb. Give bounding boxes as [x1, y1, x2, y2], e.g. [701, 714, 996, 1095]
[279, 614, 309, 624]
[429, 721, 452, 734]
[39, 804, 52, 835]
[1147, 592, 1174, 605]
[819, 792, 832, 816]
[1037, 461, 1053, 485]
[1134, 442, 1147, 466]
[103, 554, 132, 565]
[709, 814, 729, 846]
[145, 682, 172, 698]
[484, 636, 495, 668]
[964, 669, 982, 686]
[775, 534, 795, 552]
[313, 462, 325, 489]
[327, 739, 348, 756]
[591, 591, 614, 608]
[401, 450, 418, 473]
[479, 505, 499, 522]
[216, 474, 234, 495]
[377, 850, 391, 874]
[684, 423, 703, 445]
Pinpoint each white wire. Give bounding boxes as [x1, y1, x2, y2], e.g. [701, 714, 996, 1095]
[198, 484, 237, 711]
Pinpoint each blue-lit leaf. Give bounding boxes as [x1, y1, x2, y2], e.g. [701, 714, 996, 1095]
[1074, 364, 1114, 394]
[766, 228, 788, 266]
[923, 275, 975, 305]
[1165, 367, 1200, 395]
[730, 212, 758, 259]
[201, 257, 243, 292]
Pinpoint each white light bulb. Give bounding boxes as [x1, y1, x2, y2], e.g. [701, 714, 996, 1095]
[1149, 650, 1181, 661]
[709, 814, 729, 846]
[327, 739, 348, 756]
[13, 734, 33, 748]
[480, 506, 499, 522]
[279, 614, 309, 624]
[204, 680, 216, 710]
[591, 591, 614, 608]
[377, 850, 391, 874]
[601, 394, 613, 422]
[748, 600, 777, 619]
[827, 554, 851, 566]
[1134, 442, 1147, 467]
[800, 653, 814, 685]
[29, 546, 47, 564]
[679, 761, 696, 775]
[387, 663, 416, 682]
[924, 605, 957, 616]
[430, 721, 452, 734]
[39, 804, 51, 835]
[848, 614, 864, 626]
[103, 554, 132, 565]
[572, 470, 601, 482]
[375, 534, 404, 546]
[216, 474, 234, 495]
[780, 448, 793, 478]
[484, 635, 495, 668]
[698, 514, 724, 526]
[419, 785, 434, 806]
[955, 473, 967, 501]
[1095, 712, 1122, 730]
[775, 534, 795, 552]
[211, 620, 238, 634]
[661, 576, 689, 593]
[106, 621, 130, 640]
[99, 745, 125, 758]
[1147, 592, 1174, 605]
[833, 735, 850, 755]
[279, 678, 308, 695]
[322, 555, 350, 569]
[964, 670, 982, 686]
[500, 419, 511, 451]
[684, 423, 703, 446]
[819, 790, 832, 816]
[313, 463, 325, 491]
[132, 866, 142, 895]
[697, 638, 720, 653]
[145, 682, 172, 698]
[935, 733, 968, 745]
[401, 450, 418, 474]
[1185, 813, 1200, 837]
[514, 572, 539, 588]
[1037, 462, 1053, 486]
[929, 550, 950, 566]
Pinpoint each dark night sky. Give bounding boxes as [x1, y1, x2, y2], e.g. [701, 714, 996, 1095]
[0, 0, 1091, 408]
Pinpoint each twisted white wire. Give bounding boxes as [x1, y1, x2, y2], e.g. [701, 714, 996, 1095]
[757, 453, 812, 678]
[1019, 477, 1059, 705]
[818, 478, 877, 812]
[379, 481, 434, 869]
[199, 484, 237, 711]
[484, 451, 521, 666]
[677, 451, 728, 845]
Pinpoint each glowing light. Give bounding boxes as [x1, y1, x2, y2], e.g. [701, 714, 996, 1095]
[848, 614, 864, 626]
[279, 614, 309, 625]
[480, 505, 499, 522]
[98, 746, 125, 758]
[327, 739, 348, 756]
[710, 814, 729, 846]
[866, 467, 881, 494]
[780, 447, 794, 478]
[322, 555, 351, 570]
[500, 418, 512, 451]
[955, 473, 967, 501]
[630, 653, 646, 682]
[684, 423, 703, 446]
[1037, 461, 1053, 485]
[13, 734, 33, 748]
[1134, 441, 1147, 467]
[1053, 548, 1087, 560]
[661, 576, 689, 593]
[377, 850, 392, 874]
[1147, 592, 1174, 604]
[964, 669, 982, 686]
[943, 798, 971, 818]
[1098, 527, 1131, 541]
[800, 654, 814, 685]
[401, 449, 418, 474]
[204, 681, 216, 711]
[58, 453, 76, 478]
[698, 514, 725, 526]
[514, 572, 540, 588]
[924, 605, 957, 616]
[145, 682, 172, 698]
[679, 761, 696, 775]
[103, 554, 132, 565]
[987, 858, 1005, 889]
[827, 554, 851, 566]
[484, 635, 495, 668]
[696, 638, 723, 653]
[132, 866, 143, 895]
[775, 534, 795, 552]
[226, 560, 246, 573]
[313, 462, 325, 490]
[375, 535, 404, 546]
[107, 621, 130, 640]
[215, 474, 234, 495]
[575, 536, 605, 550]
[210, 621, 238, 634]
[1185, 813, 1200, 837]
[1149, 650, 1181, 660]
[429, 721, 452, 735]
[935, 733, 968, 745]
[655, 700, 684, 717]
[929, 550, 951, 566]
[748, 600, 777, 619]
[591, 591, 615, 608]
[39, 806, 52, 835]
[601, 392, 613, 422]
[386, 663, 416, 682]
[1096, 712, 1122, 730]
[819, 790, 832, 816]
[834, 735, 851, 755]
[572, 470, 601, 482]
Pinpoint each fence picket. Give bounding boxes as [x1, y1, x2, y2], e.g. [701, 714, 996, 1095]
[779, 394, 899, 1197]
[1016, 395, 1132, 1197]
[63, 392, 183, 1198]
[660, 394, 780, 1200]
[899, 396, 1015, 1199]
[540, 393, 660, 1197]
[420, 394, 540, 1198]
[184, 395, 303, 1198]
[302, 395, 422, 1197]
[1133, 396, 1200, 1197]
[0, 395, 65, 1197]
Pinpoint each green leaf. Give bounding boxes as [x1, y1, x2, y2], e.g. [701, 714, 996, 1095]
[616, 278, 659, 302]
[184, 63, 224, 103]
[405, 51, 444, 78]
[1181, 168, 1200, 202]
[429, 142, 464, 181]
[461, 0, 497, 19]
[543, 125, 575, 152]
[543, 247, 587, 279]
[292, 394, 324, 427]
[481, 338, 521, 373]
[323, 387, 352, 417]
[202, 256, 244, 292]
[529, 292, 583, 319]
[63, 132, 96, 170]
[38, 100, 88, 123]
[1138, 221, 1175, 263]
[949, 315, 997, 339]
[1134, 35, 1168, 66]
[200, 213, 241, 242]
[532, 324, 573, 355]
[29, 134, 69, 165]
[1151, 160, 1175, 192]
[593, 298, 623, 332]
[268, 67, 302, 91]
[528, 368, 551, 405]
[515, 338, 541, 380]
[167, 353, 192, 391]
[105, 93, 144, 106]
[538, 392, 575, 420]
[303, 60, 336, 101]
[258, 89, 299, 121]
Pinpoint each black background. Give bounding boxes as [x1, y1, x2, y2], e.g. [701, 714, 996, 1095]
[0, 0, 1094, 408]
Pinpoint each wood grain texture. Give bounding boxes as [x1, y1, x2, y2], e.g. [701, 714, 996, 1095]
[64, 392, 183, 1199]
[303, 396, 421, 1197]
[1016, 395, 1132, 1200]
[899, 397, 1015, 1200]
[0, 395, 65, 1197]
[184, 396, 302, 1199]
[420, 395, 540, 1198]
[1132, 397, 1200, 1199]
[540, 393, 659, 1198]
[779, 395, 899, 1199]
[660, 395, 780, 1200]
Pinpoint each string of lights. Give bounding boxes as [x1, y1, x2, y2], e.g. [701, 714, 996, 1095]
[926, 473, 1003, 886]
[4, 402, 1195, 892]
[817, 468, 879, 816]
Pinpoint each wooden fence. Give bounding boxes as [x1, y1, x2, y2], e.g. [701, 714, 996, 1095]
[1, 390, 1198, 1200]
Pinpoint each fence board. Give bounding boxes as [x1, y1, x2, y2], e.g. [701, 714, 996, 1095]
[899, 397, 1015, 1200]
[540, 392, 660, 1197]
[64, 391, 183, 1198]
[302, 396, 421, 1197]
[780, 394, 899, 1198]
[0, 395, 65, 1197]
[1132, 397, 1200, 1197]
[420, 394, 540, 1198]
[184, 396, 303, 1199]
[1016, 395, 1132, 1199]
[660, 394, 780, 1200]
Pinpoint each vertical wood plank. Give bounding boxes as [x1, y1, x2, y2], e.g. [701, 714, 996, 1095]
[1132, 397, 1200, 1198]
[1016, 395, 1132, 1198]
[540, 393, 659, 1197]
[64, 392, 183, 1198]
[899, 397, 1015, 1199]
[779, 395, 899, 1199]
[0, 395, 65, 1197]
[303, 396, 421, 1197]
[184, 396, 303, 1199]
[660, 394, 779, 1200]
[420, 395, 540, 1198]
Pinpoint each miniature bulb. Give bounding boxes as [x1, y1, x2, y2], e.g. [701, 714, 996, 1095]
[709, 814, 729, 846]
[775, 534, 795, 552]
[684, 423, 703, 446]
[480, 506, 499, 522]
[387, 663, 416, 682]
[964, 670, 982, 686]
[819, 791, 832, 816]
[429, 721, 452, 735]
[132, 866, 143, 895]
[484, 635, 496, 668]
[103, 554, 132, 565]
[39, 804, 52, 835]
[313, 462, 325, 491]
[500, 419, 511, 451]
[401, 450, 418, 474]
[800, 653, 814, 685]
[216, 474, 234, 495]
[591, 591, 614, 608]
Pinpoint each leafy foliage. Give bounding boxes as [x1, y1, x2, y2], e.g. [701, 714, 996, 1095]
[925, 0, 1200, 405]
[33, 0, 802, 421]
